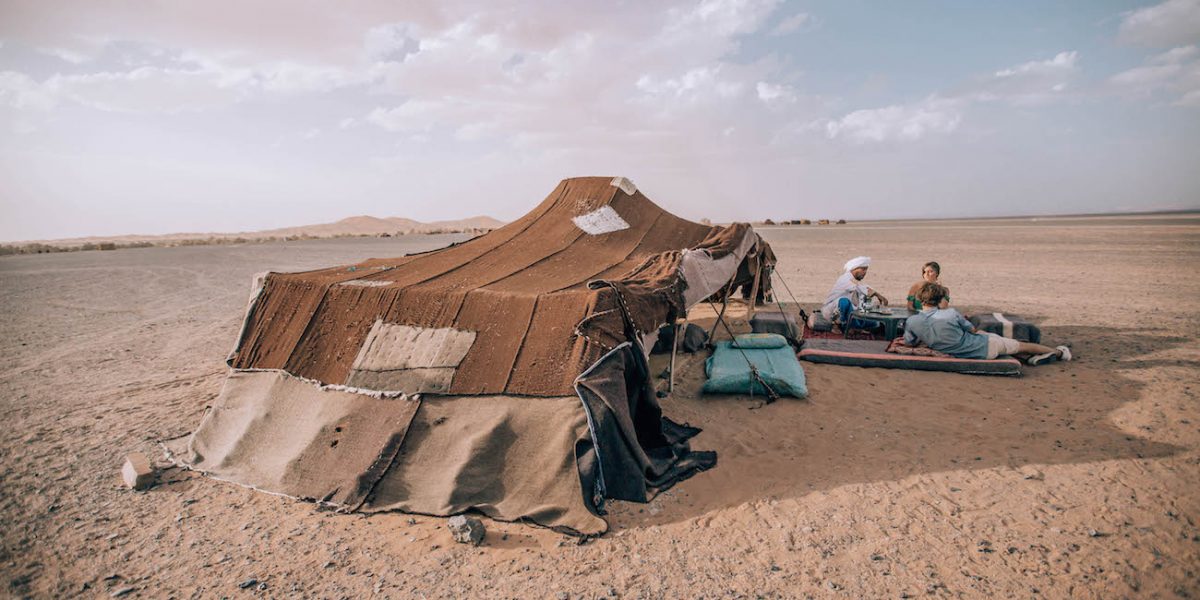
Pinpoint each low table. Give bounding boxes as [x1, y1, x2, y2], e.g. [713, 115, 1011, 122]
[849, 306, 913, 340]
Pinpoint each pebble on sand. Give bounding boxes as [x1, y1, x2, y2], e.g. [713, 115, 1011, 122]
[448, 515, 486, 546]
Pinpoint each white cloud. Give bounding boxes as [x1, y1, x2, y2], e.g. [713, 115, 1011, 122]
[824, 98, 962, 143]
[259, 62, 362, 94]
[1109, 63, 1182, 87]
[666, 0, 782, 37]
[637, 66, 745, 100]
[1109, 45, 1200, 106]
[0, 71, 58, 110]
[822, 49, 1084, 145]
[971, 51, 1081, 106]
[1175, 88, 1200, 105]
[38, 46, 92, 64]
[755, 81, 795, 102]
[54, 67, 247, 113]
[771, 13, 810, 35]
[1152, 44, 1200, 64]
[1118, 0, 1200, 47]
[363, 23, 421, 62]
[994, 51, 1077, 78]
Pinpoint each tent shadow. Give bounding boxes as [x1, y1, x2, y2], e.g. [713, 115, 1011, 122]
[604, 322, 1186, 531]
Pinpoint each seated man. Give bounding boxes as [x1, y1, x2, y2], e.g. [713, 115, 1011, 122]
[904, 282, 1071, 365]
[821, 256, 889, 332]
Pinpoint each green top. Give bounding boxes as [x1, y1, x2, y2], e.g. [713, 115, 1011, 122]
[907, 293, 949, 310]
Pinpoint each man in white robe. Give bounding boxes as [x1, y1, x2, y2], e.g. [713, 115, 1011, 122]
[821, 256, 889, 330]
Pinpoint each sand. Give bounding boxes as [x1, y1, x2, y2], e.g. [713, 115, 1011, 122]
[1, 216, 1198, 598]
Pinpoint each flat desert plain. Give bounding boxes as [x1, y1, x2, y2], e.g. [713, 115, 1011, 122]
[2, 215, 1198, 598]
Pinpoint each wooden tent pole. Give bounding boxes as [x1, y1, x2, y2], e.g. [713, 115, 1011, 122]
[668, 316, 682, 394]
[745, 243, 763, 322]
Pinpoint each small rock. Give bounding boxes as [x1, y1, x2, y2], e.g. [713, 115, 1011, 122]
[1088, 529, 1106, 538]
[257, 582, 268, 591]
[121, 453, 155, 491]
[407, 518, 417, 525]
[556, 593, 569, 600]
[826, 580, 840, 591]
[1020, 467, 1045, 481]
[238, 578, 258, 589]
[110, 587, 135, 597]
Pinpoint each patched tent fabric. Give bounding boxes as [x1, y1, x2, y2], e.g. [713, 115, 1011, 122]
[180, 176, 775, 535]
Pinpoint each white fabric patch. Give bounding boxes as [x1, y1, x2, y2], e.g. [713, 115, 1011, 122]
[610, 176, 638, 196]
[572, 205, 630, 235]
[992, 313, 1014, 338]
[339, 280, 391, 287]
[345, 321, 476, 393]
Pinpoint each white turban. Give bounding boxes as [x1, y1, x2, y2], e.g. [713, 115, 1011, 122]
[844, 256, 871, 272]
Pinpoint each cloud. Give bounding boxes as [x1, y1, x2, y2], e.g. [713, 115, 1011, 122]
[969, 51, 1081, 106]
[1117, 0, 1200, 47]
[1109, 45, 1200, 106]
[822, 50, 1083, 144]
[1175, 88, 1200, 105]
[824, 98, 962, 143]
[994, 51, 1077, 78]
[38, 46, 92, 64]
[755, 81, 795, 103]
[636, 66, 745, 101]
[0, 71, 58, 110]
[771, 13, 810, 35]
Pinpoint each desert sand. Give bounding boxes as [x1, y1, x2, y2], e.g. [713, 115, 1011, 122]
[1, 215, 1198, 598]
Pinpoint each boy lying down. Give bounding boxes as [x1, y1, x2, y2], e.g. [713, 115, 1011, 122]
[904, 282, 1072, 366]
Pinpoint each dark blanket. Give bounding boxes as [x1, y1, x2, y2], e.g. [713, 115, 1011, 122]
[651, 323, 709, 354]
[573, 342, 717, 511]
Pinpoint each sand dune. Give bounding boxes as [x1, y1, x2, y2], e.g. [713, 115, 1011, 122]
[14, 214, 506, 248]
[0, 217, 1197, 598]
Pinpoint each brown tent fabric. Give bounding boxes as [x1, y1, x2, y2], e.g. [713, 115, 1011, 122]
[227, 177, 752, 397]
[184, 176, 775, 534]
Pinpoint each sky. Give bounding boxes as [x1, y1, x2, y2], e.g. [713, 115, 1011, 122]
[1, 0, 1198, 242]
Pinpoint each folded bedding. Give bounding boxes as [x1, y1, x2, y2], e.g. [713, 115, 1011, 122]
[703, 333, 808, 398]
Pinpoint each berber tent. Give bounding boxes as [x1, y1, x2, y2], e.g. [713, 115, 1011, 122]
[178, 176, 775, 535]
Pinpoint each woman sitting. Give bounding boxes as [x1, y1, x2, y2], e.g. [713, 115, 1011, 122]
[907, 261, 949, 310]
[904, 282, 1071, 365]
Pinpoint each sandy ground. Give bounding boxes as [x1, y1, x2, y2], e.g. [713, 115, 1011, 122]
[2, 216, 1198, 598]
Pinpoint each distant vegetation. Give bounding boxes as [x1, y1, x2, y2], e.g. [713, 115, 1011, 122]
[0, 228, 496, 257]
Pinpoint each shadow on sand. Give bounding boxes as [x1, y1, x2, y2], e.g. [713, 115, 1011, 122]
[605, 318, 1186, 531]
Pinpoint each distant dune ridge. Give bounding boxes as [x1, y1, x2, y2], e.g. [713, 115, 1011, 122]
[2, 215, 506, 254]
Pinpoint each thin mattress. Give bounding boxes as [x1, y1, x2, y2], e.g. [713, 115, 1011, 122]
[798, 339, 1021, 376]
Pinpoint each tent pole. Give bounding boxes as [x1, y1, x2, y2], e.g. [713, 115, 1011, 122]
[745, 248, 762, 322]
[668, 315, 682, 394]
